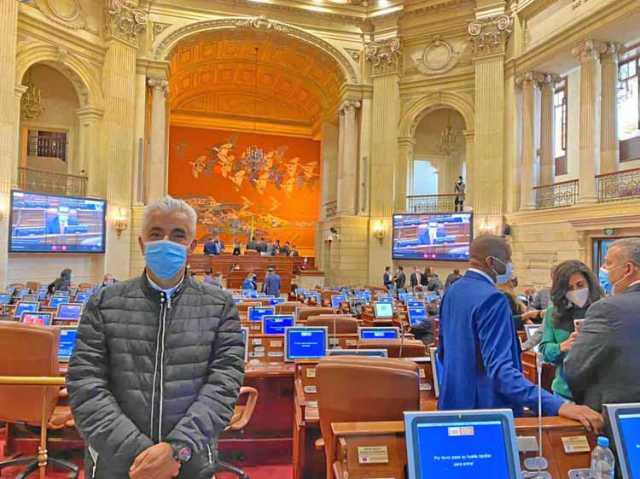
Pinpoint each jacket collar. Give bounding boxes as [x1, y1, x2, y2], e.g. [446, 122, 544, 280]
[624, 282, 640, 294]
[467, 268, 495, 285]
[140, 269, 190, 304]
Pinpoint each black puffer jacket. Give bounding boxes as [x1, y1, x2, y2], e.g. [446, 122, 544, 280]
[67, 274, 245, 478]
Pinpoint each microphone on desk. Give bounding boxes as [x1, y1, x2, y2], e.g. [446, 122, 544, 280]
[523, 351, 551, 479]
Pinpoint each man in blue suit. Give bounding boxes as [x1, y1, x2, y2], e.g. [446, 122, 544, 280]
[438, 234, 602, 431]
[264, 267, 281, 297]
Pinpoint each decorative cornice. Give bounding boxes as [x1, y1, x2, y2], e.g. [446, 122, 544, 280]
[467, 14, 512, 57]
[571, 39, 607, 63]
[105, 0, 148, 46]
[364, 38, 401, 76]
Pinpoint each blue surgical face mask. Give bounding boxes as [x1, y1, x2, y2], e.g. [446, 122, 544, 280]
[598, 267, 612, 295]
[144, 240, 188, 281]
[491, 257, 513, 285]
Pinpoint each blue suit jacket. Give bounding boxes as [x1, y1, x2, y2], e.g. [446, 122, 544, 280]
[437, 270, 564, 416]
[264, 274, 281, 297]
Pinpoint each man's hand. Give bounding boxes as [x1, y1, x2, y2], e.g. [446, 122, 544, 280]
[522, 310, 542, 323]
[558, 403, 604, 434]
[129, 443, 180, 479]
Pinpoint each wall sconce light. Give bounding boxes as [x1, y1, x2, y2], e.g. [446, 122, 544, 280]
[113, 208, 129, 238]
[373, 220, 385, 243]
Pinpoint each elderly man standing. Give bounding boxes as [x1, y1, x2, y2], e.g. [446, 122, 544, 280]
[565, 238, 640, 411]
[67, 196, 245, 478]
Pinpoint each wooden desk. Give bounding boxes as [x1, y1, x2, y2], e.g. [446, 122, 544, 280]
[330, 418, 595, 479]
[522, 350, 555, 392]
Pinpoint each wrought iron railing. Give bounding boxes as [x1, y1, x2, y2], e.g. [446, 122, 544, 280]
[323, 200, 337, 218]
[18, 167, 87, 196]
[406, 194, 465, 213]
[534, 179, 579, 209]
[596, 168, 640, 202]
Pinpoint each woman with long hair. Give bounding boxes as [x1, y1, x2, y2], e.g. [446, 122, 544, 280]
[539, 260, 604, 401]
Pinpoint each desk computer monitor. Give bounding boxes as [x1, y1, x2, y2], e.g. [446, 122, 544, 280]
[75, 292, 90, 303]
[328, 348, 388, 358]
[242, 289, 258, 299]
[429, 347, 441, 398]
[248, 306, 275, 323]
[21, 311, 53, 326]
[58, 327, 78, 362]
[407, 300, 424, 309]
[377, 296, 393, 304]
[523, 324, 543, 353]
[0, 293, 11, 305]
[37, 289, 48, 301]
[374, 302, 394, 319]
[14, 302, 38, 319]
[284, 327, 328, 361]
[270, 297, 286, 306]
[358, 327, 400, 340]
[404, 409, 521, 479]
[263, 315, 294, 335]
[408, 307, 428, 327]
[49, 296, 68, 309]
[399, 292, 410, 303]
[16, 289, 30, 299]
[606, 403, 640, 479]
[240, 326, 249, 362]
[56, 303, 83, 321]
[331, 295, 346, 310]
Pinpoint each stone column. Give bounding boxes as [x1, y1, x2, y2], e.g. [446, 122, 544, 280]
[358, 95, 372, 216]
[539, 74, 556, 186]
[572, 40, 604, 203]
[516, 73, 536, 210]
[468, 13, 512, 228]
[463, 131, 474, 206]
[132, 69, 148, 205]
[396, 137, 415, 211]
[337, 100, 360, 216]
[600, 43, 620, 174]
[147, 78, 168, 203]
[76, 107, 104, 197]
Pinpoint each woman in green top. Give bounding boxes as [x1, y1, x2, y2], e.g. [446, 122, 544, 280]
[539, 260, 604, 401]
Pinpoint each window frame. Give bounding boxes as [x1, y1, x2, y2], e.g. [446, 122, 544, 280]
[553, 77, 568, 176]
[618, 53, 640, 163]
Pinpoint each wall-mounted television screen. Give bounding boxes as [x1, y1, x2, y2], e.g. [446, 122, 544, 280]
[392, 213, 472, 261]
[9, 191, 106, 253]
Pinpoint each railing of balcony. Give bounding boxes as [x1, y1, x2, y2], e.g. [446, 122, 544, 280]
[406, 194, 465, 213]
[323, 200, 337, 218]
[596, 168, 640, 202]
[533, 179, 579, 209]
[18, 167, 87, 197]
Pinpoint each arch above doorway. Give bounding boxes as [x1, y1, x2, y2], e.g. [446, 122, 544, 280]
[399, 91, 474, 139]
[152, 16, 360, 84]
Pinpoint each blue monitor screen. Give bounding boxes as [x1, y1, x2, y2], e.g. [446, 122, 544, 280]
[58, 328, 78, 361]
[75, 292, 90, 303]
[21, 312, 52, 326]
[0, 294, 10, 305]
[15, 302, 38, 318]
[408, 415, 516, 479]
[37, 289, 48, 301]
[408, 307, 428, 327]
[374, 303, 394, 319]
[57, 303, 83, 321]
[270, 298, 285, 306]
[286, 328, 327, 361]
[248, 307, 275, 322]
[242, 289, 258, 298]
[360, 328, 399, 340]
[331, 295, 346, 309]
[263, 315, 294, 335]
[399, 292, 409, 303]
[407, 301, 424, 309]
[377, 296, 393, 304]
[17, 289, 30, 298]
[9, 190, 106, 253]
[618, 411, 640, 478]
[49, 296, 68, 308]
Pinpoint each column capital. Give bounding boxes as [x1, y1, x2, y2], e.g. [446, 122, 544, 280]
[515, 71, 559, 88]
[105, 0, 148, 47]
[572, 39, 607, 63]
[467, 14, 512, 58]
[76, 106, 105, 121]
[364, 38, 401, 77]
[147, 78, 169, 96]
[339, 100, 361, 114]
[600, 42, 622, 63]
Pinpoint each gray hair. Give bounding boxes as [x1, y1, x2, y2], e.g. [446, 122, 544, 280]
[611, 238, 640, 266]
[142, 196, 197, 236]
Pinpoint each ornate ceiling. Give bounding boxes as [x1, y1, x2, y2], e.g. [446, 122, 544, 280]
[169, 30, 345, 137]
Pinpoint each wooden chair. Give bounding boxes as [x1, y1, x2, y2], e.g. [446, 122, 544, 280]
[275, 302, 301, 315]
[307, 316, 359, 335]
[355, 338, 427, 357]
[296, 307, 335, 322]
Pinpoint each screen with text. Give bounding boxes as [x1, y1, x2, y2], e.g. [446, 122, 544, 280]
[286, 328, 327, 360]
[619, 412, 640, 478]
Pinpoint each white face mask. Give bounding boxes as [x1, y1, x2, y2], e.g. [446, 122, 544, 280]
[566, 288, 589, 308]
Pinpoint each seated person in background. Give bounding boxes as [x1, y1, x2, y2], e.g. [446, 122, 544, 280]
[242, 273, 256, 291]
[271, 240, 281, 256]
[410, 304, 436, 347]
[499, 279, 542, 332]
[256, 237, 268, 254]
[531, 268, 554, 311]
[48, 268, 72, 294]
[539, 260, 603, 402]
[438, 234, 602, 431]
[202, 269, 216, 286]
[426, 272, 442, 292]
[246, 236, 257, 251]
[565, 238, 640, 412]
[203, 236, 219, 255]
[290, 244, 300, 257]
[100, 274, 116, 289]
[281, 241, 291, 256]
[232, 239, 241, 256]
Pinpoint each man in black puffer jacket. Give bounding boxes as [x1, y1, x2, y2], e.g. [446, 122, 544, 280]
[67, 197, 245, 479]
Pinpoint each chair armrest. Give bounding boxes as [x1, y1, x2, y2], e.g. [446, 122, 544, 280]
[226, 386, 259, 431]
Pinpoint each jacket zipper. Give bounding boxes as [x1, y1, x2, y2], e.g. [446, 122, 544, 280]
[158, 297, 170, 440]
[150, 294, 167, 441]
[88, 446, 98, 479]
[207, 444, 213, 465]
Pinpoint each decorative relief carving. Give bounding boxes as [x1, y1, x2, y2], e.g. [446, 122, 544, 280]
[364, 38, 401, 76]
[571, 39, 607, 63]
[411, 36, 461, 76]
[571, 0, 590, 9]
[33, 0, 87, 30]
[467, 14, 512, 56]
[105, 0, 147, 45]
[153, 22, 171, 39]
[345, 48, 361, 63]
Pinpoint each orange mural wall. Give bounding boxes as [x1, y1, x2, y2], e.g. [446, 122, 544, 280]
[168, 126, 321, 256]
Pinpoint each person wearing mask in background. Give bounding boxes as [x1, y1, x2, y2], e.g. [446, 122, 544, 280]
[67, 196, 244, 478]
[48, 268, 72, 294]
[232, 239, 241, 256]
[256, 237, 268, 255]
[444, 268, 462, 291]
[538, 260, 603, 402]
[202, 269, 216, 286]
[242, 273, 256, 291]
[281, 241, 291, 256]
[438, 234, 603, 431]
[565, 238, 640, 411]
[383, 266, 394, 293]
[211, 272, 224, 289]
[264, 267, 281, 297]
[202, 236, 217, 256]
[410, 266, 423, 292]
[395, 266, 407, 296]
[100, 274, 116, 288]
[454, 176, 466, 212]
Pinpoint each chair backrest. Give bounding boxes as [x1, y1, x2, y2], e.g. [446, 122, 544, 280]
[356, 338, 426, 358]
[296, 307, 335, 322]
[317, 356, 420, 479]
[237, 302, 262, 314]
[307, 316, 359, 334]
[25, 281, 40, 293]
[275, 302, 300, 315]
[0, 321, 60, 424]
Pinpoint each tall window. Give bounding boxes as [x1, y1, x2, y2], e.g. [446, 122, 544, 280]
[618, 54, 640, 162]
[553, 77, 568, 176]
[411, 159, 438, 195]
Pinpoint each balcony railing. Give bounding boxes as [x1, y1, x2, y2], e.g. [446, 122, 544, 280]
[534, 179, 579, 209]
[18, 167, 87, 197]
[596, 168, 640, 202]
[323, 200, 337, 218]
[406, 194, 465, 213]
